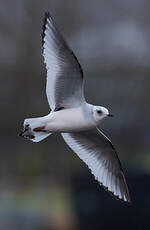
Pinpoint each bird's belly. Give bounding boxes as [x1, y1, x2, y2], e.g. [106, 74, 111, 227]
[46, 108, 95, 132]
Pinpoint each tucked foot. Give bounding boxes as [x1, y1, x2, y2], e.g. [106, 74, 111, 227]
[33, 126, 46, 132]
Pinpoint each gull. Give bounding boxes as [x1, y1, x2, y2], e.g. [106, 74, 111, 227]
[19, 12, 131, 203]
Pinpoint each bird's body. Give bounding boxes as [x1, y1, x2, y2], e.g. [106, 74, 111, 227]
[19, 12, 131, 203]
[46, 105, 95, 132]
[25, 104, 107, 134]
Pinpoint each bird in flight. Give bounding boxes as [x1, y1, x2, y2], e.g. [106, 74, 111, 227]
[19, 12, 131, 203]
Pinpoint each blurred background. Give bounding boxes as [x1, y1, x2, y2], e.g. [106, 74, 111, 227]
[1, 0, 150, 229]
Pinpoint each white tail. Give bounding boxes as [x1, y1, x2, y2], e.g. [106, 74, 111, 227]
[20, 117, 52, 143]
[31, 132, 51, 143]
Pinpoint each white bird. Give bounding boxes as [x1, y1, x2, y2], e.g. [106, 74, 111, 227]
[19, 12, 131, 203]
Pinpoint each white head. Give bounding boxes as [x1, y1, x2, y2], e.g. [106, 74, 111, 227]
[92, 106, 113, 124]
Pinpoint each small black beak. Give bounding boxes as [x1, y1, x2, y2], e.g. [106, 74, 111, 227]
[107, 113, 114, 117]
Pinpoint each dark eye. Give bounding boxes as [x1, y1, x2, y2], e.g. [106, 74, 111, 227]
[97, 110, 102, 114]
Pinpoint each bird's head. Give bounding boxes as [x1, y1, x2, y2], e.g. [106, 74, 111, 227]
[92, 106, 113, 123]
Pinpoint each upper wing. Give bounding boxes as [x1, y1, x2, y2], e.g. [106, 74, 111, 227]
[42, 12, 85, 111]
[61, 129, 131, 203]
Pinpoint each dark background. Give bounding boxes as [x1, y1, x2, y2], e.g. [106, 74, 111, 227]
[1, 0, 150, 229]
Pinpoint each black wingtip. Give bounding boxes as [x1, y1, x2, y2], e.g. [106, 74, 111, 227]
[99, 181, 131, 205]
[42, 12, 48, 47]
[42, 12, 52, 48]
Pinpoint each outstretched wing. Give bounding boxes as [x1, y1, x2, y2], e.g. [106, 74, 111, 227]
[42, 12, 85, 111]
[61, 129, 131, 203]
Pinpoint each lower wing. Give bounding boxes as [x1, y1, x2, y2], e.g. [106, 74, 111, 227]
[61, 128, 131, 203]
